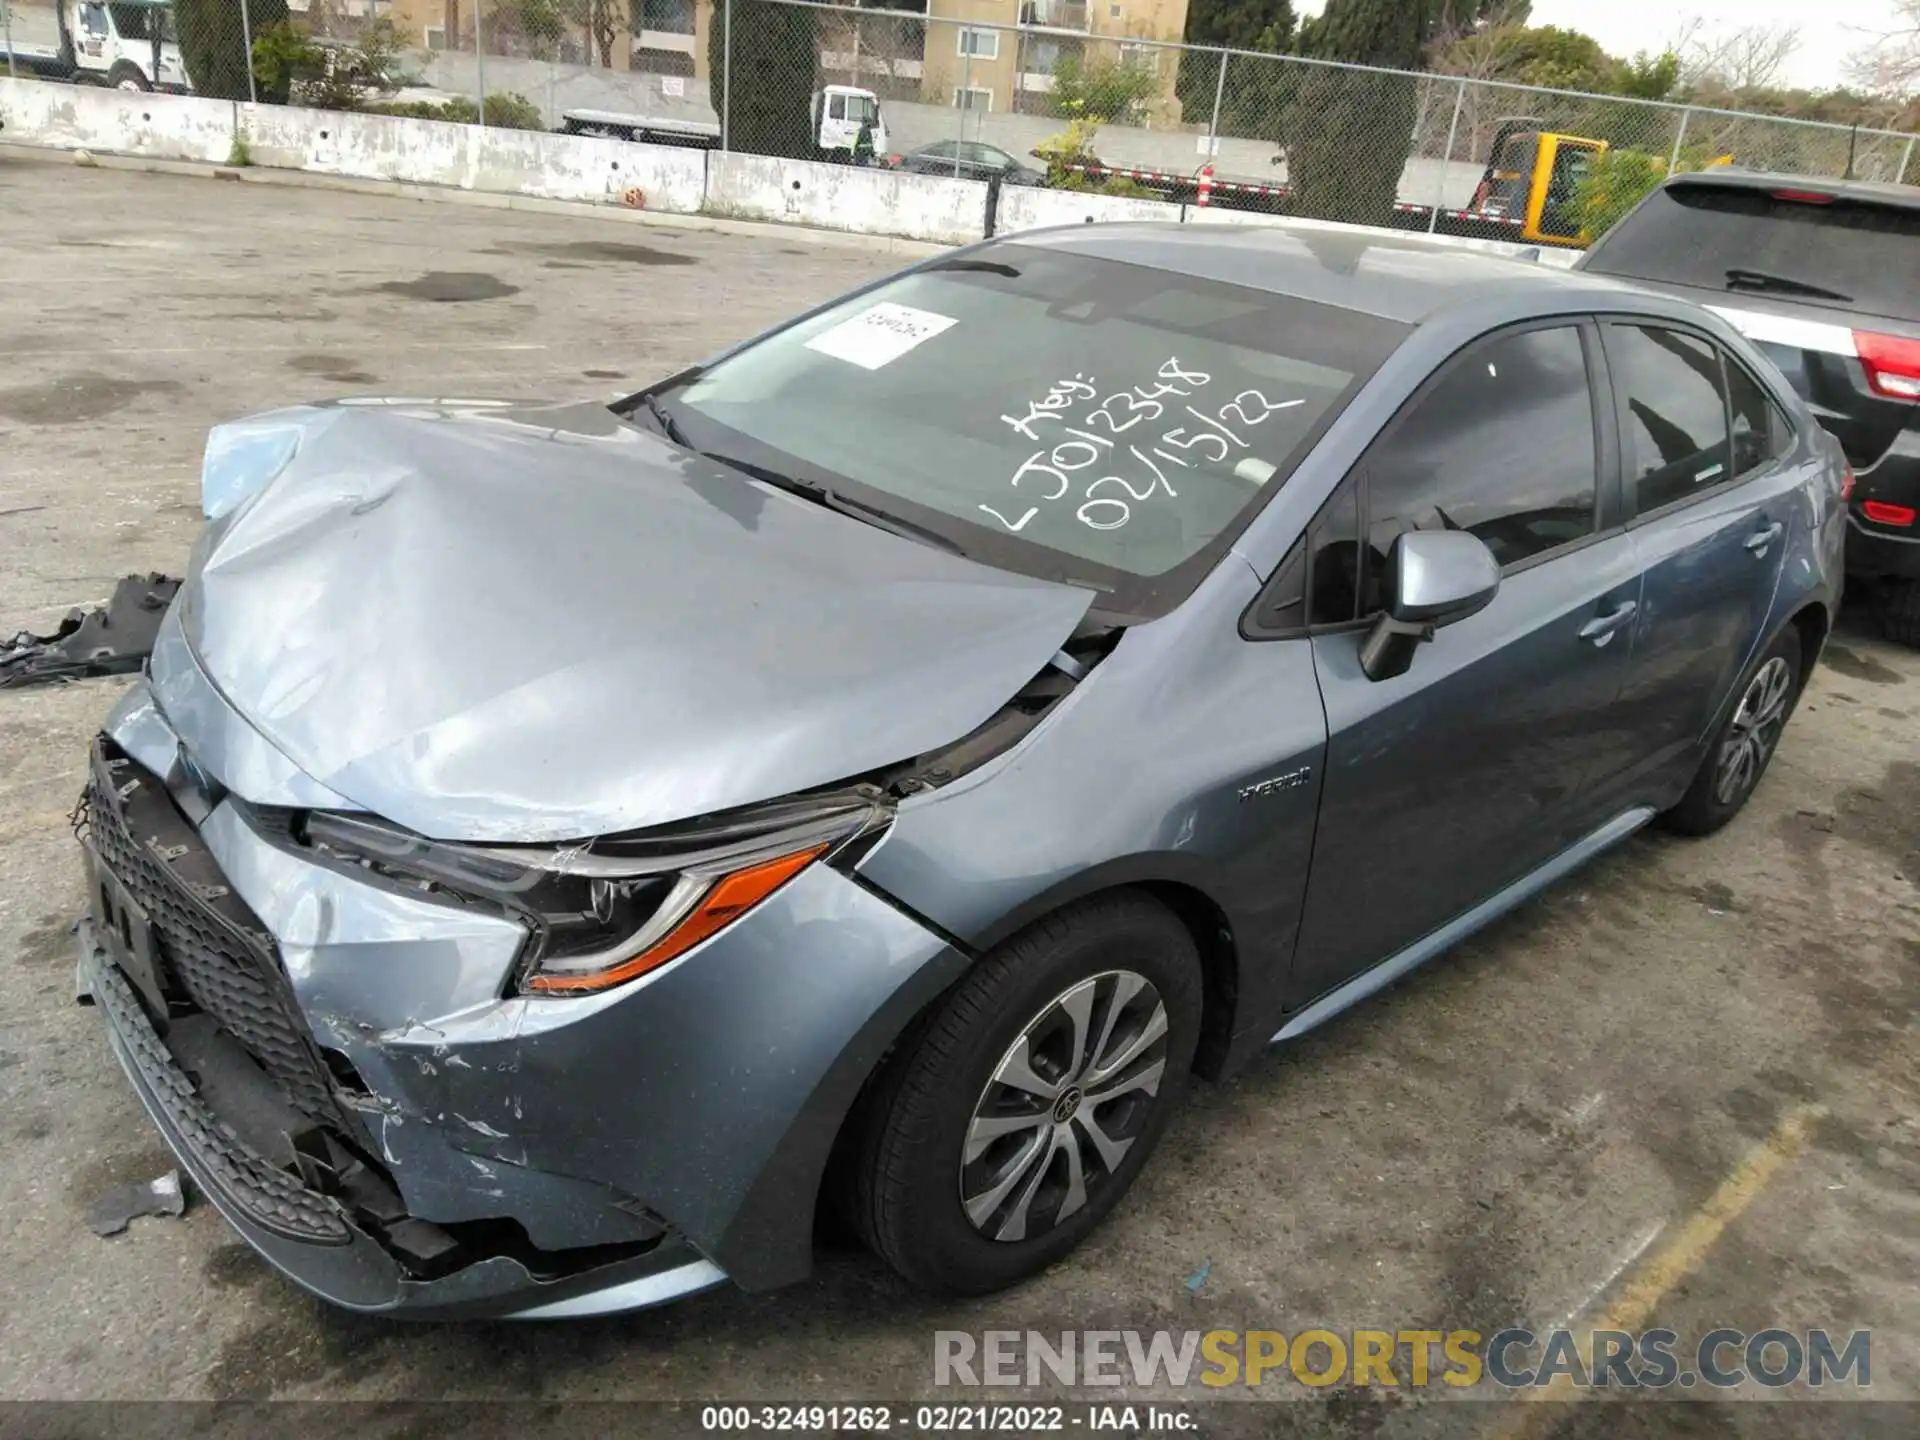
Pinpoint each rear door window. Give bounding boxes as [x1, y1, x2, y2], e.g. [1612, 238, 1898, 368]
[1582, 184, 1920, 324]
[1609, 325, 1733, 515]
[1725, 357, 1783, 479]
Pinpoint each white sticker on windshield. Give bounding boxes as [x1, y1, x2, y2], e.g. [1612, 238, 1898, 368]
[804, 302, 957, 370]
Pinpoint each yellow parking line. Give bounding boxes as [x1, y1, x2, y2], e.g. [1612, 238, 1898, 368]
[1490, 1102, 1824, 1436]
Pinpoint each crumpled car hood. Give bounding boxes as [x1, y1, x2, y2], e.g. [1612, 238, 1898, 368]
[168, 399, 1093, 842]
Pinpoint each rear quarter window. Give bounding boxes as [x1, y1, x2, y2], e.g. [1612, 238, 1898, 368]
[1584, 184, 1920, 324]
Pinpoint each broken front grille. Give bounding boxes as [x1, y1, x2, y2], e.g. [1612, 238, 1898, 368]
[90, 954, 351, 1244]
[82, 741, 340, 1124]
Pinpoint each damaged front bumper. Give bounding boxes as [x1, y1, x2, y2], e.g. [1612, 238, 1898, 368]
[75, 686, 968, 1317]
[76, 927, 724, 1318]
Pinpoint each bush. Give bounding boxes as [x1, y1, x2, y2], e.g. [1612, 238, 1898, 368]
[1057, 173, 1149, 197]
[251, 17, 409, 111]
[249, 22, 325, 106]
[364, 93, 547, 131]
[1574, 146, 1719, 239]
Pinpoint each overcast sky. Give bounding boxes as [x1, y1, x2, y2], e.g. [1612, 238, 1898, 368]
[1294, 1, 1907, 90]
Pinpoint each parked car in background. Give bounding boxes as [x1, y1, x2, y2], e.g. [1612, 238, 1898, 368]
[74, 227, 1843, 1322]
[1578, 170, 1920, 644]
[891, 139, 1045, 187]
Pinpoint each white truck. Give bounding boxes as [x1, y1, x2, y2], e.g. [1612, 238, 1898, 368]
[1, 0, 190, 92]
[562, 84, 887, 162]
[809, 83, 886, 160]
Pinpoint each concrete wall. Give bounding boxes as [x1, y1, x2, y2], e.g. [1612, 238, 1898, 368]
[238, 103, 477, 189]
[470, 124, 705, 213]
[0, 79, 235, 164]
[707, 152, 988, 244]
[995, 183, 1182, 232]
[0, 75, 1583, 260]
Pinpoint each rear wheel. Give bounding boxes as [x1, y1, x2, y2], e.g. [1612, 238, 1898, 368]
[1884, 579, 1920, 649]
[853, 893, 1201, 1295]
[1662, 626, 1803, 836]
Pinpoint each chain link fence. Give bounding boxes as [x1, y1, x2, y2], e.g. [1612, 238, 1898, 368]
[6, 0, 1915, 236]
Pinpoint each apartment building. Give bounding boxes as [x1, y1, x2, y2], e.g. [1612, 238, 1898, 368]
[381, 0, 1189, 122]
[917, 0, 1189, 124]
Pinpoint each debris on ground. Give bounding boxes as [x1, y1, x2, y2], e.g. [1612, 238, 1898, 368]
[1, 573, 181, 689]
[86, 1169, 188, 1237]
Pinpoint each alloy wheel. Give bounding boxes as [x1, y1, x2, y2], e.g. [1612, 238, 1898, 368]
[1713, 656, 1794, 806]
[959, 969, 1169, 1244]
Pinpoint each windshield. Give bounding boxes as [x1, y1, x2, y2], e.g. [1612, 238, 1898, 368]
[661, 243, 1406, 616]
[1583, 182, 1920, 323]
[109, 2, 173, 41]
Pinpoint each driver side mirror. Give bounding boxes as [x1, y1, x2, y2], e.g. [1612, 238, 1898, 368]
[1358, 530, 1501, 682]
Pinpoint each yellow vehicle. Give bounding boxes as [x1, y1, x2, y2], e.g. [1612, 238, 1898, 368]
[1465, 118, 1735, 248]
[1467, 120, 1610, 247]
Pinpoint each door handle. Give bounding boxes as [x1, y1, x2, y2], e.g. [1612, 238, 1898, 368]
[1745, 521, 1785, 556]
[1578, 599, 1638, 646]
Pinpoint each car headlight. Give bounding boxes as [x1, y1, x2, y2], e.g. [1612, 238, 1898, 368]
[301, 791, 890, 995]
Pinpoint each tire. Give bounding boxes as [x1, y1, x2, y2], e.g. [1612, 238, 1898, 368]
[1661, 625, 1804, 837]
[108, 62, 151, 92]
[1884, 579, 1920, 649]
[853, 892, 1202, 1295]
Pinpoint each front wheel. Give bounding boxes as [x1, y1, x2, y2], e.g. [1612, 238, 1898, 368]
[107, 62, 152, 91]
[1662, 626, 1804, 836]
[853, 893, 1201, 1295]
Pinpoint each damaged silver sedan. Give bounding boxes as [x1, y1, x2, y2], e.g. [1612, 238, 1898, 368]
[73, 225, 1841, 1316]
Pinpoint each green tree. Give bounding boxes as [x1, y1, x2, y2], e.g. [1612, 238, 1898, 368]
[1614, 48, 1680, 100]
[1051, 54, 1159, 121]
[176, 0, 290, 100]
[1498, 25, 1615, 90]
[708, 0, 818, 159]
[1287, 0, 1438, 224]
[1174, 0, 1294, 128]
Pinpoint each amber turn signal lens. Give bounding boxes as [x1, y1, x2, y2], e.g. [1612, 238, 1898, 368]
[525, 843, 828, 994]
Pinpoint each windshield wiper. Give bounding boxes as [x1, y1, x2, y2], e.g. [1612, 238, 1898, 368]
[706, 453, 966, 556]
[1724, 268, 1853, 302]
[636, 391, 689, 446]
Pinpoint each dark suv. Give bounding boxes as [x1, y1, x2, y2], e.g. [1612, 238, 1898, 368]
[1578, 170, 1920, 643]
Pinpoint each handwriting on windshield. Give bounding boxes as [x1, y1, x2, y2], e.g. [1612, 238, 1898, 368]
[978, 358, 1302, 535]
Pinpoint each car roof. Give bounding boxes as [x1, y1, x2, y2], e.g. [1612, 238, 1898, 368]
[1008, 222, 1640, 325]
[1661, 167, 1920, 210]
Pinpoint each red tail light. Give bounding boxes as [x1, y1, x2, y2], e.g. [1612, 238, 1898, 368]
[1854, 331, 1920, 401]
[1863, 500, 1917, 527]
[1771, 188, 1835, 204]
